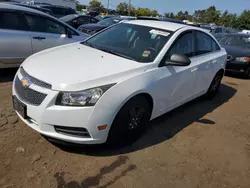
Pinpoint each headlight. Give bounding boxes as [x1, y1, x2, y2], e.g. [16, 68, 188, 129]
[236, 57, 250, 63]
[56, 84, 115, 106]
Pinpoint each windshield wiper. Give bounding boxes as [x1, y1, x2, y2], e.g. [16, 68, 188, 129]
[81, 41, 98, 49]
[98, 48, 136, 61]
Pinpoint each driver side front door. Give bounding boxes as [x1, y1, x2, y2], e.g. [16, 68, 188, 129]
[152, 31, 198, 117]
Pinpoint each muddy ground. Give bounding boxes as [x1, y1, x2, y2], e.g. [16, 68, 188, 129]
[0, 69, 250, 188]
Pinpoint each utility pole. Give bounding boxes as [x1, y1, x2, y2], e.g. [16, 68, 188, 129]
[107, 0, 110, 9]
[128, 0, 131, 16]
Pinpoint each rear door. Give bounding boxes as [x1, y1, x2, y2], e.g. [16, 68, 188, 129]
[24, 14, 75, 54]
[193, 31, 222, 94]
[0, 10, 32, 68]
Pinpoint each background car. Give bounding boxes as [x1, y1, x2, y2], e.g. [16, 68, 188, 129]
[8, 2, 54, 16]
[0, 3, 88, 69]
[94, 15, 117, 21]
[77, 16, 136, 35]
[219, 33, 250, 78]
[60, 14, 99, 29]
[37, 4, 76, 18]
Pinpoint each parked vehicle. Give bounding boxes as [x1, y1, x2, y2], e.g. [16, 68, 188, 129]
[37, 5, 76, 18]
[210, 26, 237, 40]
[95, 15, 116, 21]
[13, 20, 227, 146]
[77, 16, 135, 35]
[137, 16, 184, 24]
[60, 14, 99, 29]
[0, 3, 88, 69]
[219, 33, 250, 78]
[8, 2, 54, 16]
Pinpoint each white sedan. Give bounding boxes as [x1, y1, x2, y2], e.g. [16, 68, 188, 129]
[12, 20, 227, 146]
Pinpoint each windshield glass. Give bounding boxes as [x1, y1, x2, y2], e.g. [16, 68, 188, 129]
[98, 17, 121, 26]
[60, 14, 78, 22]
[219, 35, 250, 47]
[81, 23, 172, 63]
[212, 27, 223, 33]
[95, 15, 103, 21]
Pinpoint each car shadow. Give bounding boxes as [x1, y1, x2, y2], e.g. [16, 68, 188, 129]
[0, 68, 18, 83]
[51, 83, 237, 156]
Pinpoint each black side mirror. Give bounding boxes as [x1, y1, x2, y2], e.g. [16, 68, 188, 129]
[164, 54, 191, 66]
[66, 29, 72, 38]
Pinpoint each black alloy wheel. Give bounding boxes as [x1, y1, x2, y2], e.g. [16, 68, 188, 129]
[107, 96, 151, 147]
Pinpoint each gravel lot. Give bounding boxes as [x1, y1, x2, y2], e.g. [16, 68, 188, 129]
[0, 69, 250, 188]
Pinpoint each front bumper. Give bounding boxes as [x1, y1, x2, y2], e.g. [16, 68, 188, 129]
[12, 69, 111, 145]
[225, 61, 249, 73]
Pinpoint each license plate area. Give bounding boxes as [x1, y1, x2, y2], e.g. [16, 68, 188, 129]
[12, 96, 27, 119]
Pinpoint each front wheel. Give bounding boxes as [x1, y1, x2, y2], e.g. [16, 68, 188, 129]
[205, 72, 223, 99]
[107, 96, 151, 147]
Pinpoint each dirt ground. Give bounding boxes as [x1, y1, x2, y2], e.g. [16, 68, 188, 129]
[0, 69, 250, 188]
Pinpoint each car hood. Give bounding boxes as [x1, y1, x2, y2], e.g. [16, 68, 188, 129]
[22, 43, 147, 91]
[221, 44, 250, 57]
[78, 23, 106, 30]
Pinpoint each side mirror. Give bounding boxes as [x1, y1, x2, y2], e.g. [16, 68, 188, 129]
[164, 54, 191, 66]
[66, 29, 72, 38]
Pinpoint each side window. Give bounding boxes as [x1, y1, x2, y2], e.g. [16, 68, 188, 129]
[212, 40, 220, 51]
[25, 15, 66, 34]
[0, 12, 25, 30]
[196, 31, 220, 55]
[167, 32, 195, 58]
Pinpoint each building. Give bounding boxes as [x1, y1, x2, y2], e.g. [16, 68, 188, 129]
[11, 0, 77, 9]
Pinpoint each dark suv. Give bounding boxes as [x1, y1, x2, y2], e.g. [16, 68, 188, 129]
[38, 5, 76, 18]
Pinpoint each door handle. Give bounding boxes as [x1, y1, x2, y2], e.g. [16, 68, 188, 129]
[33, 36, 46, 40]
[191, 67, 198, 72]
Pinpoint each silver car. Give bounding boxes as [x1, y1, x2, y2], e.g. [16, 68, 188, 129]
[0, 3, 88, 68]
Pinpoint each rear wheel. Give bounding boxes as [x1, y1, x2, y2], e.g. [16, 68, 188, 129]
[107, 96, 151, 147]
[244, 67, 250, 79]
[205, 71, 223, 99]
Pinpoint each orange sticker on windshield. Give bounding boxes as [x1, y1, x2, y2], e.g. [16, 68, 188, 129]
[142, 50, 151, 57]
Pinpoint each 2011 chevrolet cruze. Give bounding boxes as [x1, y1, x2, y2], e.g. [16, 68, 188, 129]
[12, 20, 227, 146]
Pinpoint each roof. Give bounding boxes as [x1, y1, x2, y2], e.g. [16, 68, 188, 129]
[0, 2, 48, 16]
[225, 33, 250, 37]
[126, 20, 187, 31]
[137, 16, 184, 24]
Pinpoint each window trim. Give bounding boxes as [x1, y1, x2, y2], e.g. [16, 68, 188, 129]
[159, 30, 195, 67]
[194, 30, 221, 57]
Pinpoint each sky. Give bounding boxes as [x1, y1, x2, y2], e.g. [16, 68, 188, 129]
[79, 0, 250, 15]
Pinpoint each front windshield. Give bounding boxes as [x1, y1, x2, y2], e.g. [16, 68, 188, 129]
[81, 23, 172, 63]
[95, 15, 103, 21]
[219, 35, 250, 47]
[98, 17, 121, 26]
[60, 14, 78, 22]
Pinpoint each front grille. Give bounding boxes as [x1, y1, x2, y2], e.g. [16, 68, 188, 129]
[15, 76, 47, 106]
[20, 67, 52, 89]
[54, 126, 91, 138]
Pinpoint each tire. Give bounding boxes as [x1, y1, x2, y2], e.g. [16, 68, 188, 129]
[243, 67, 250, 79]
[107, 96, 151, 147]
[205, 71, 223, 99]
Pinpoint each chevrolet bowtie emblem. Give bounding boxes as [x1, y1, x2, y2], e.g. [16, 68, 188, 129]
[21, 77, 31, 88]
